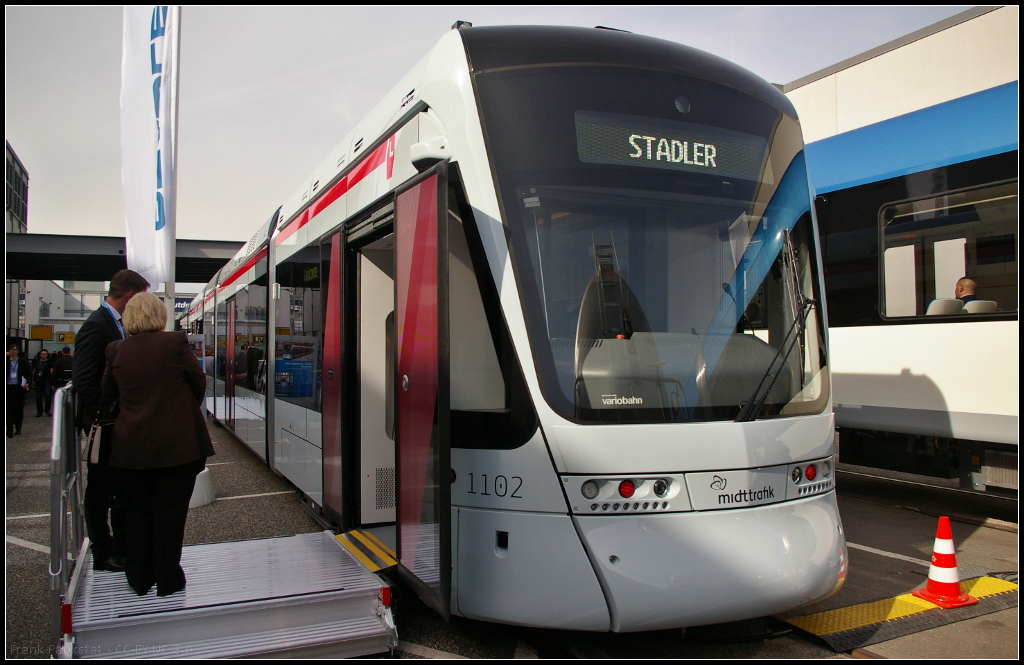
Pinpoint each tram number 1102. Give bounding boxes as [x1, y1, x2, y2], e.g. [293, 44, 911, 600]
[467, 473, 523, 498]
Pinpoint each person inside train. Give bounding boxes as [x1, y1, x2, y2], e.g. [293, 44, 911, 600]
[100, 292, 215, 596]
[954, 277, 979, 303]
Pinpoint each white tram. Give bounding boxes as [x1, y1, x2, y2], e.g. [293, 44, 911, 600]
[182, 24, 845, 631]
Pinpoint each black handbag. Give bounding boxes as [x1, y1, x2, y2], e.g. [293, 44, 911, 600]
[84, 398, 119, 464]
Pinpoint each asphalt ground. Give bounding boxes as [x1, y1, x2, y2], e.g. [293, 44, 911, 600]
[5, 395, 1018, 659]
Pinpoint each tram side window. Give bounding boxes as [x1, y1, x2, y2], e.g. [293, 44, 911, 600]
[880, 182, 1018, 317]
[275, 246, 323, 411]
[203, 301, 215, 379]
[237, 263, 269, 396]
[448, 179, 537, 449]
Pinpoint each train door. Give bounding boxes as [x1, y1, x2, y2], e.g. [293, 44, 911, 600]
[393, 168, 452, 618]
[356, 233, 396, 527]
[225, 299, 236, 429]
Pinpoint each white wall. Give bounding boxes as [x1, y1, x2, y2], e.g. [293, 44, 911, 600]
[786, 6, 1019, 143]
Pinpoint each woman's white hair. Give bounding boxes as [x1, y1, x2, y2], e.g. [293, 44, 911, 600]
[122, 291, 166, 335]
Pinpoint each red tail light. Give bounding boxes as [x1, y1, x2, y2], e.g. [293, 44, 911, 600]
[805, 464, 817, 481]
[618, 480, 635, 498]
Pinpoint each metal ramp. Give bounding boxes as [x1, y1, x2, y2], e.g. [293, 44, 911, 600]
[70, 531, 396, 659]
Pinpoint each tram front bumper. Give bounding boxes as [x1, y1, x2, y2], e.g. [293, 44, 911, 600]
[573, 492, 846, 632]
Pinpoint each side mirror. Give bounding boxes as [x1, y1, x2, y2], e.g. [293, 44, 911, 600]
[410, 136, 449, 172]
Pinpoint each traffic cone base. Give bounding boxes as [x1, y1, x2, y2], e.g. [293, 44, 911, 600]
[912, 585, 977, 609]
[911, 516, 978, 609]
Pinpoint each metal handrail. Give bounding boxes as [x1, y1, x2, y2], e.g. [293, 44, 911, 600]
[49, 383, 87, 658]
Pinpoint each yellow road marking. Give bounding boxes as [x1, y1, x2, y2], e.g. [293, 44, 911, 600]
[361, 530, 397, 559]
[335, 533, 380, 572]
[351, 530, 397, 567]
[786, 577, 1018, 636]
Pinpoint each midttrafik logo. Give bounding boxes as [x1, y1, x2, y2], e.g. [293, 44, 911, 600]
[717, 485, 775, 505]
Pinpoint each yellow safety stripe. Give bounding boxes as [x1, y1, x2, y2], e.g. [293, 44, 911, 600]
[787, 576, 1018, 636]
[361, 530, 397, 559]
[335, 533, 381, 572]
[350, 530, 398, 568]
[962, 575, 1017, 597]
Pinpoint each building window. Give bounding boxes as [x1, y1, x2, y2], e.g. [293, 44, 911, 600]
[880, 181, 1018, 317]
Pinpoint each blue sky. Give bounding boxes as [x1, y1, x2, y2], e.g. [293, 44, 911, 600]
[5, 6, 972, 242]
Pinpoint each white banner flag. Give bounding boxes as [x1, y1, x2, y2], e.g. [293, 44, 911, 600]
[120, 5, 179, 286]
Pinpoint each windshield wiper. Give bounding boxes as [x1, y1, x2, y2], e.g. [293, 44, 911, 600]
[735, 297, 816, 422]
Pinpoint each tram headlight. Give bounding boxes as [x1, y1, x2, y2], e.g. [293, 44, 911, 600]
[653, 478, 670, 498]
[581, 480, 599, 500]
[805, 464, 817, 481]
[791, 466, 802, 483]
[618, 480, 635, 499]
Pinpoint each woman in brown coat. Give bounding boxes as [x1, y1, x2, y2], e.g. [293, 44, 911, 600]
[101, 292, 215, 596]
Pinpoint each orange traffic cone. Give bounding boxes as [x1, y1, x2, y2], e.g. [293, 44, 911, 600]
[912, 516, 978, 609]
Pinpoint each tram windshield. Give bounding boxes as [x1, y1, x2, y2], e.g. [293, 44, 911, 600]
[477, 67, 828, 423]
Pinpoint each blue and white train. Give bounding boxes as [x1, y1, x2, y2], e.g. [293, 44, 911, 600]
[789, 7, 1018, 494]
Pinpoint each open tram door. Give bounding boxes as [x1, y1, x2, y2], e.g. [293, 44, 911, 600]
[393, 164, 452, 619]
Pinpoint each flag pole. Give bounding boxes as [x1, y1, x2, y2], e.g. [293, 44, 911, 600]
[166, 5, 181, 329]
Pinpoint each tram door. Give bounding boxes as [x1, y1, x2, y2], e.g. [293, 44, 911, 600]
[224, 299, 236, 428]
[393, 168, 451, 618]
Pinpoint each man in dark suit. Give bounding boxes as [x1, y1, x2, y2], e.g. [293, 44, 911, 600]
[6, 343, 32, 437]
[73, 269, 150, 572]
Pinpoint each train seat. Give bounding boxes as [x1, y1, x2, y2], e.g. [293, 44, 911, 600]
[925, 298, 963, 315]
[963, 299, 998, 313]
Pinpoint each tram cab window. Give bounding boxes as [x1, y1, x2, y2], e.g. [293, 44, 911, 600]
[275, 246, 323, 411]
[881, 182, 1018, 318]
[477, 66, 829, 423]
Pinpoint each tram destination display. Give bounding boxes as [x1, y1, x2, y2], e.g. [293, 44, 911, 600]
[575, 111, 765, 180]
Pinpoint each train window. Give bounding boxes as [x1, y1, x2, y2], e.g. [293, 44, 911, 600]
[449, 194, 505, 412]
[275, 246, 323, 411]
[478, 66, 828, 423]
[880, 181, 1018, 318]
[448, 175, 538, 447]
[235, 265, 268, 398]
[202, 296, 215, 387]
[215, 298, 228, 383]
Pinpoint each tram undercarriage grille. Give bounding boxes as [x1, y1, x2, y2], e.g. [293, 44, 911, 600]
[376, 467, 396, 509]
[985, 451, 1018, 490]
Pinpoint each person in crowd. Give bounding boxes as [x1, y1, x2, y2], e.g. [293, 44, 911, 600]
[32, 349, 53, 416]
[51, 346, 74, 389]
[101, 292, 214, 597]
[73, 269, 150, 573]
[954, 277, 979, 304]
[6, 344, 32, 437]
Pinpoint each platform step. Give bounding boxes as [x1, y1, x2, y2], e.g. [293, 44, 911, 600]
[88, 615, 392, 659]
[72, 532, 395, 659]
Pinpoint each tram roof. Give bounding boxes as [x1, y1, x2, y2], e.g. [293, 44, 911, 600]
[459, 25, 796, 118]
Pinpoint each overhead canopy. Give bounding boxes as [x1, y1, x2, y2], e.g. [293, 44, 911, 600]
[5, 233, 242, 283]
